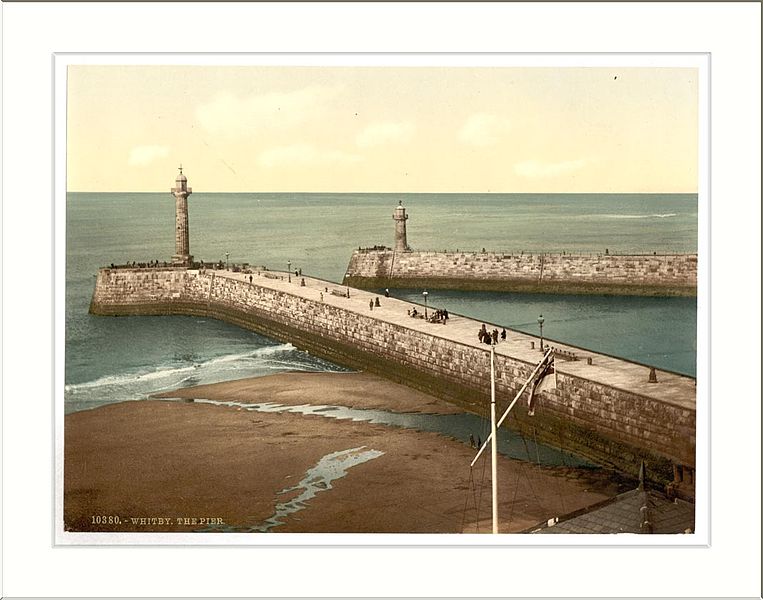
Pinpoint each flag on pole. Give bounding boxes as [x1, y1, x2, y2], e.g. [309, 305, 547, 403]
[528, 354, 556, 416]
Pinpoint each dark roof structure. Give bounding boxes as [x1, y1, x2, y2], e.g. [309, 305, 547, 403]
[527, 462, 695, 535]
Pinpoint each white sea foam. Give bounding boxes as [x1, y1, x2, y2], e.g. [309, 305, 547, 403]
[65, 344, 296, 393]
[65, 365, 197, 392]
[598, 213, 678, 219]
[205, 343, 295, 365]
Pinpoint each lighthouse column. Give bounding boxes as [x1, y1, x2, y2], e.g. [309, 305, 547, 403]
[170, 166, 193, 266]
[393, 200, 409, 252]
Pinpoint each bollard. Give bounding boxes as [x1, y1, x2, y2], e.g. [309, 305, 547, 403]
[648, 367, 658, 383]
[587, 357, 593, 365]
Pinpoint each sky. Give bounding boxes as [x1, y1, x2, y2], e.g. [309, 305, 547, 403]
[67, 65, 698, 193]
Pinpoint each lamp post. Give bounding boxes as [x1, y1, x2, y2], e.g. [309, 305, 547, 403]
[537, 314, 545, 351]
[422, 290, 429, 320]
[225, 252, 230, 270]
[287, 260, 291, 283]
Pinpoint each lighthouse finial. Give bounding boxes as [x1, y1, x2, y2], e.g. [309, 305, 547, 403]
[178, 164, 183, 174]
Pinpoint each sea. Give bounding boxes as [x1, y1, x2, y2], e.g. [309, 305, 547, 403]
[65, 192, 698, 414]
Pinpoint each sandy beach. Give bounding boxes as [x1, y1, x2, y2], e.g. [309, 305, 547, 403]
[65, 372, 625, 534]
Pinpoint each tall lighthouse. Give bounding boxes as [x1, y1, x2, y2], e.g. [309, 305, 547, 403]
[393, 200, 410, 252]
[170, 165, 193, 266]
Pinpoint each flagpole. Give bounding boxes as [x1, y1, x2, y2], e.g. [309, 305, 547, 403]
[490, 345, 498, 534]
[472, 347, 553, 468]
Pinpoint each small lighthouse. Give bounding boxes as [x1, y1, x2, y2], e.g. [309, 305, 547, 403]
[393, 200, 410, 252]
[170, 165, 193, 266]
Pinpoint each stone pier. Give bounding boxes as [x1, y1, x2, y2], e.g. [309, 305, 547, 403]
[90, 266, 696, 490]
[344, 249, 698, 297]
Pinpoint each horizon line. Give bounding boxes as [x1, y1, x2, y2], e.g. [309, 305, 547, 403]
[66, 190, 700, 195]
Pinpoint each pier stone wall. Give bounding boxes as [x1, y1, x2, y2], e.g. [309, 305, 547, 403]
[343, 249, 697, 296]
[90, 268, 695, 483]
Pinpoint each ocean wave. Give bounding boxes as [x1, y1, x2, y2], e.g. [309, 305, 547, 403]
[598, 213, 678, 219]
[65, 343, 297, 393]
[205, 343, 295, 365]
[65, 365, 197, 392]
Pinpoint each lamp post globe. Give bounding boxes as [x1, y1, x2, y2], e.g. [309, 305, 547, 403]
[423, 291, 429, 319]
[537, 314, 545, 351]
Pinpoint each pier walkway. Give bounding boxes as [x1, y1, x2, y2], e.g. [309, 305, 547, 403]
[218, 268, 695, 411]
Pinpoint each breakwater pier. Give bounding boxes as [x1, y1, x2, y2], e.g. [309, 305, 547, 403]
[90, 265, 696, 492]
[343, 248, 697, 297]
[343, 200, 697, 297]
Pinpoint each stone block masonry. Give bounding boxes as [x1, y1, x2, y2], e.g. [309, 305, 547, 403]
[343, 249, 697, 297]
[90, 267, 696, 486]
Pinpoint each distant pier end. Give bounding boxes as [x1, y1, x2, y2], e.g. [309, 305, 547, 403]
[343, 248, 697, 297]
[344, 200, 696, 296]
[89, 267, 695, 492]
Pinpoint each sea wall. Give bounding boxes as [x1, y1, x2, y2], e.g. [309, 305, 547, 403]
[90, 268, 696, 485]
[343, 249, 697, 296]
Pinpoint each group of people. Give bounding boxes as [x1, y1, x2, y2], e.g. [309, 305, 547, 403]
[478, 323, 507, 345]
[406, 307, 449, 323]
[369, 297, 381, 310]
[430, 308, 449, 324]
[118, 260, 167, 269]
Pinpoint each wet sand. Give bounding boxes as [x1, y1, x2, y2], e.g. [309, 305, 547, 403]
[153, 371, 465, 415]
[65, 372, 624, 534]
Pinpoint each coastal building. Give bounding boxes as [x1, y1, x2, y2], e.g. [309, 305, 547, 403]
[527, 463, 694, 534]
[170, 166, 193, 266]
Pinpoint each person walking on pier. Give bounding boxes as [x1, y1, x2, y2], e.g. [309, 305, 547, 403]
[369, 300, 374, 311]
[501, 328, 506, 341]
[375, 297, 381, 307]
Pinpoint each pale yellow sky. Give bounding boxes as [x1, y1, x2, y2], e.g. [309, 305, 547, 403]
[67, 66, 698, 193]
